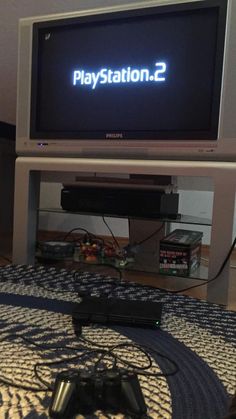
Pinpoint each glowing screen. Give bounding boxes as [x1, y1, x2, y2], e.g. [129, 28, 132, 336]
[72, 62, 167, 89]
[31, 2, 225, 140]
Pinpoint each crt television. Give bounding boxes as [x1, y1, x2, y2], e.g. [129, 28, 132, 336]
[16, 0, 236, 160]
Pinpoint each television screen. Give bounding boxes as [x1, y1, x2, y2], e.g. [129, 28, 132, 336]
[31, 0, 227, 140]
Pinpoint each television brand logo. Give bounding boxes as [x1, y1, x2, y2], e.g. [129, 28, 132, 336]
[106, 133, 123, 139]
[72, 62, 167, 89]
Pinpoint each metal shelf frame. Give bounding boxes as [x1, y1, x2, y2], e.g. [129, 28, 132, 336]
[12, 156, 236, 305]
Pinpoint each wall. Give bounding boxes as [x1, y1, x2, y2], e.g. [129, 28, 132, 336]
[0, 0, 235, 246]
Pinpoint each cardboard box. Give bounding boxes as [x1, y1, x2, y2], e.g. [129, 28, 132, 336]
[159, 229, 203, 276]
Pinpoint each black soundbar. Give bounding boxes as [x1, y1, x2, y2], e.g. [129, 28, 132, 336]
[61, 185, 179, 219]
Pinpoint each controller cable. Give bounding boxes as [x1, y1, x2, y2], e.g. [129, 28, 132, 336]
[0, 328, 179, 393]
[78, 335, 179, 377]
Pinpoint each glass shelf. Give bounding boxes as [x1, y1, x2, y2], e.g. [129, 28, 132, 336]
[123, 258, 209, 280]
[38, 207, 211, 281]
[35, 251, 209, 282]
[39, 207, 212, 226]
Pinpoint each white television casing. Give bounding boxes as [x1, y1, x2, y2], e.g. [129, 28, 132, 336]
[16, 0, 236, 161]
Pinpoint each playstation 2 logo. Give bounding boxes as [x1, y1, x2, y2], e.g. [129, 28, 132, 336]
[106, 133, 124, 139]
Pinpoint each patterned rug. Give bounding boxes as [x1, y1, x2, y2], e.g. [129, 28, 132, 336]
[0, 264, 234, 418]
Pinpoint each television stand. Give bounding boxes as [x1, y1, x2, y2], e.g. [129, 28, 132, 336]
[12, 156, 236, 306]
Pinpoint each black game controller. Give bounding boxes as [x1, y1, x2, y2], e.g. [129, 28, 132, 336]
[49, 368, 147, 418]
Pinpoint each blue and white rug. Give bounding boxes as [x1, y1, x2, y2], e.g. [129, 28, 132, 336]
[0, 264, 234, 419]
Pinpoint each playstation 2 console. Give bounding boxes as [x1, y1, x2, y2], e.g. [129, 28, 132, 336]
[72, 296, 162, 329]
